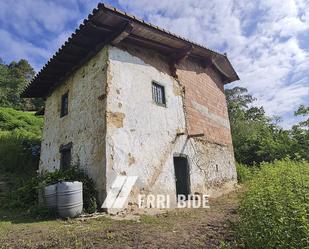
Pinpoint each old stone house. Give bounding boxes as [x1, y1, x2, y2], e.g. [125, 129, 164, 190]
[22, 4, 239, 208]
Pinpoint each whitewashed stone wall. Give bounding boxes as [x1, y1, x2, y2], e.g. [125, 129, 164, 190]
[39, 47, 108, 201]
[40, 44, 236, 207]
[105, 46, 236, 206]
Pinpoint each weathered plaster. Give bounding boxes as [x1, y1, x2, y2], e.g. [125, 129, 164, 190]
[40, 43, 237, 209]
[39, 47, 108, 201]
[105, 46, 236, 207]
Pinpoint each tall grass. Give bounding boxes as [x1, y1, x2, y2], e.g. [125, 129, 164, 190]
[235, 159, 309, 249]
[0, 108, 43, 174]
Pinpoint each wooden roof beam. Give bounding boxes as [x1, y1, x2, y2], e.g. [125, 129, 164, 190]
[88, 21, 114, 32]
[111, 22, 134, 45]
[168, 45, 193, 78]
[201, 57, 213, 68]
[170, 45, 193, 64]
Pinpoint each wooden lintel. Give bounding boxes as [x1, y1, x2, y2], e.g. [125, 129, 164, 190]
[188, 133, 204, 138]
[111, 23, 134, 45]
[176, 132, 185, 136]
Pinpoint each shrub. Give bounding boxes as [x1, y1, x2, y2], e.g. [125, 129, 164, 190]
[4, 167, 98, 214]
[235, 159, 309, 249]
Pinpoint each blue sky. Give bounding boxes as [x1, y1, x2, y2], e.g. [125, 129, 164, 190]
[0, 0, 308, 128]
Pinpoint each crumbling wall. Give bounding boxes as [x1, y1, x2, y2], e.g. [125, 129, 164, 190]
[106, 45, 236, 206]
[39, 47, 108, 201]
[105, 45, 186, 199]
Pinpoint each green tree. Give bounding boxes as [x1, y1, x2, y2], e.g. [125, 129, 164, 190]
[225, 87, 293, 165]
[290, 105, 309, 161]
[0, 58, 43, 110]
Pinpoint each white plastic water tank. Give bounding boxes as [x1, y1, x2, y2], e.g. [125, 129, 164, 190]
[43, 183, 57, 209]
[57, 181, 83, 218]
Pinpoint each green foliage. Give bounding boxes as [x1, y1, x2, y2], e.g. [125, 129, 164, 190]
[217, 242, 232, 249]
[0, 59, 43, 111]
[235, 159, 309, 249]
[0, 108, 43, 174]
[236, 164, 257, 183]
[3, 167, 99, 214]
[225, 87, 308, 165]
[0, 107, 43, 134]
[290, 105, 309, 161]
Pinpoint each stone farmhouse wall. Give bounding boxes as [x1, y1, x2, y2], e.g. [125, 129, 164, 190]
[39, 43, 236, 206]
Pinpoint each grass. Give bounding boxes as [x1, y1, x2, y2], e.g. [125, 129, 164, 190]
[0, 107, 43, 174]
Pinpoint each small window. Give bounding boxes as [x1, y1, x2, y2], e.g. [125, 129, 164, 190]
[60, 92, 69, 117]
[152, 82, 166, 106]
[60, 143, 72, 170]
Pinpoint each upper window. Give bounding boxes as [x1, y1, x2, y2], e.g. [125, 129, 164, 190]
[60, 92, 68, 117]
[152, 82, 166, 106]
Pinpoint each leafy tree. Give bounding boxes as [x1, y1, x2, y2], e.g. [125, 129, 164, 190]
[0, 58, 43, 110]
[225, 87, 293, 165]
[290, 105, 309, 161]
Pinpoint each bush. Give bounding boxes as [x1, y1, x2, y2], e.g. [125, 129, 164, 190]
[235, 159, 309, 249]
[4, 167, 98, 214]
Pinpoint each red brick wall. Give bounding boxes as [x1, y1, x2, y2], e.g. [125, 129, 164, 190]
[176, 58, 233, 146]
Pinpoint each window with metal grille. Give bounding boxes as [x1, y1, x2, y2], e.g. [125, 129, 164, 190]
[152, 82, 166, 106]
[60, 143, 72, 170]
[60, 92, 68, 117]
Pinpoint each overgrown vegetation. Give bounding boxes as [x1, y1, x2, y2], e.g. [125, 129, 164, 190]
[225, 87, 309, 165]
[236, 164, 257, 183]
[0, 107, 43, 174]
[234, 159, 309, 249]
[2, 167, 98, 215]
[0, 107, 98, 215]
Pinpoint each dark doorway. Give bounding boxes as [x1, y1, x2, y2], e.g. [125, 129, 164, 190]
[173, 155, 190, 199]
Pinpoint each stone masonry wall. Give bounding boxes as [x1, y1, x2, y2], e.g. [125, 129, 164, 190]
[39, 47, 108, 201]
[39, 42, 236, 207]
[105, 45, 236, 206]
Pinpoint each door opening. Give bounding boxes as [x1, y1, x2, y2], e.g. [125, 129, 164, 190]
[173, 155, 190, 200]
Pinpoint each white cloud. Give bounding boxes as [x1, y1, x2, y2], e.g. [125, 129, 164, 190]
[117, 0, 309, 128]
[0, 0, 308, 128]
[0, 29, 49, 71]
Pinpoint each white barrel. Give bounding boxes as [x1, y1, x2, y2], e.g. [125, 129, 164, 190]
[57, 181, 83, 218]
[43, 184, 57, 209]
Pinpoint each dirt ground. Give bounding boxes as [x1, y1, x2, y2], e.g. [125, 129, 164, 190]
[0, 190, 240, 249]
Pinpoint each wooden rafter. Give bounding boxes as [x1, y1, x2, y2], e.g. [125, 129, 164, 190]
[170, 45, 193, 64]
[111, 22, 134, 45]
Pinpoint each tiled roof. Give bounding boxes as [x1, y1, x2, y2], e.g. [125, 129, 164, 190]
[22, 3, 239, 98]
